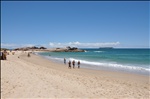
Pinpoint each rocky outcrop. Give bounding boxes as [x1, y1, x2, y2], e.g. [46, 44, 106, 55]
[13, 46, 85, 52]
[52, 46, 85, 52]
[14, 46, 47, 51]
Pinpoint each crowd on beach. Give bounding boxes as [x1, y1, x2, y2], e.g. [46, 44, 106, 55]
[1, 50, 81, 69]
[0, 50, 14, 60]
[0, 50, 31, 60]
[64, 58, 80, 69]
[0, 50, 7, 60]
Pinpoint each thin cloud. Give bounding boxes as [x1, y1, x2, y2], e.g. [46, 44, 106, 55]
[49, 41, 120, 48]
[1, 43, 35, 49]
[1, 41, 120, 49]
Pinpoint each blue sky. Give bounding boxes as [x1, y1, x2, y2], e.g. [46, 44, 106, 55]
[1, 1, 149, 48]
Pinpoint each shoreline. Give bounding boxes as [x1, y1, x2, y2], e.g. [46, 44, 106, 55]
[38, 53, 149, 79]
[36, 52, 149, 76]
[1, 51, 150, 98]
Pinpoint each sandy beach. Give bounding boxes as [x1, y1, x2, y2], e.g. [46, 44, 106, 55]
[1, 51, 150, 99]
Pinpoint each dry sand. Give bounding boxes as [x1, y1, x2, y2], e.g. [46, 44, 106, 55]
[1, 51, 150, 99]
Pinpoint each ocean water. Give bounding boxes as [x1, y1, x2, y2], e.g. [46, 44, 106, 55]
[37, 48, 150, 75]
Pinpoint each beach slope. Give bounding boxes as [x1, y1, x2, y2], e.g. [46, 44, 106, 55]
[1, 51, 150, 98]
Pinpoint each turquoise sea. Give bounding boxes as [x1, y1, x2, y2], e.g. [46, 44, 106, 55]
[37, 48, 150, 75]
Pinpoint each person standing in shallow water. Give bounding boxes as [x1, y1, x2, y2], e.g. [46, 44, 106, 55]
[72, 60, 75, 68]
[78, 61, 80, 68]
[64, 58, 66, 64]
[68, 60, 71, 69]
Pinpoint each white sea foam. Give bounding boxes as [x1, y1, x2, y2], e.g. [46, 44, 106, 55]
[94, 51, 105, 53]
[68, 58, 150, 72]
[34, 52, 38, 55]
[44, 56, 64, 61]
[38, 54, 150, 75]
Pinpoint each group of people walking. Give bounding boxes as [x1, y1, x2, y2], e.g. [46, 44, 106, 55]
[64, 58, 80, 69]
